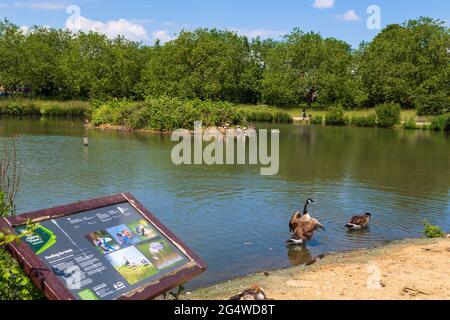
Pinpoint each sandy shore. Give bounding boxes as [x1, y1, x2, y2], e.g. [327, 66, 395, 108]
[187, 238, 450, 300]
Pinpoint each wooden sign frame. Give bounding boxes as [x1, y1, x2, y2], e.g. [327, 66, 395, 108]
[0, 193, 207, 300]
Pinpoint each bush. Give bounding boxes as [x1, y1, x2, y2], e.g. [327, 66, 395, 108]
[325, 106, 346, 126]
[352, 114, 377, 127]
[430, 115, 450, 131]
[0, 101, 40, 116]
[375, 103, 401, 128]
[403, 117, 418, 130]
[310, 115, 323, 125]
[0, 250, 43, 300]
[423, 220, 445, 239]
[92, 97, 244, 131]
[0, 194, 42, 300]
[416, 94, 450, 116]
[273, 111, 292, 123]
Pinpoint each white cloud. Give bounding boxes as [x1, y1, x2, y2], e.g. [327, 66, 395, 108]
[65, 6, 149, 42]
[337, 10, 361, 22]
[10, 1, 67, 10]
[313, 0, 335, 9]
[152, 30, 175, 43]
[233, 28, 285, 39]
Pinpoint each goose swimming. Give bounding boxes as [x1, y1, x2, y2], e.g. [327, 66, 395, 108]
[345, 213, 372, 230]
[286, 218, 325, 245]
[289, 198, 315, 233]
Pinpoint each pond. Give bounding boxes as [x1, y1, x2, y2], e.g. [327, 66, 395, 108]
[1, 118, 449, 289]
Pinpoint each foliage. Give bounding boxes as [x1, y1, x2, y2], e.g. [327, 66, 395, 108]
[0, 138, 42, 300]
[415, 94, 450, 116]
[403, 118, 419, 130]
[325, 105, 346, 126]
[92, 97, 244, 131]
[137, 29, 261, 103]
[261, 30, 365, 108]
[430, 114, 450, 131]
[375, 103, 401, 128]
[423, 220, 446, 239]
[310, 115, 323, 125]
[351, 114, 377, 127]
[359, 18, 450, 109]
[0, 18, 448, 114]
[0, 99, 91, 117]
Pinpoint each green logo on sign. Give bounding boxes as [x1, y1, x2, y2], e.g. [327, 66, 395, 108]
[16, 225, 57, 255]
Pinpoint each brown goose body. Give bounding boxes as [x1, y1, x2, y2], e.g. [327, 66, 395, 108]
[287, 218, 325, 245]
[229, 286, 269, 300]
[289, 199, 314, 232]
[345, 213, 371, 229]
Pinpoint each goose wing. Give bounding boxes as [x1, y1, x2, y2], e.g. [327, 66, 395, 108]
[289, 211, 301, 232]
[291, 224, 308, 241]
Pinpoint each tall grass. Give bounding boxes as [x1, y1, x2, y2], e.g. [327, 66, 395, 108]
[0, 99, 91, 117]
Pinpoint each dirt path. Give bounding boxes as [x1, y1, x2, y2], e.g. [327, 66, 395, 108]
[187, 238, 450, 300]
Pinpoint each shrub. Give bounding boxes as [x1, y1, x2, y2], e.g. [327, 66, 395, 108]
[310, 115, 323, 125]
[325, 106, 346, 126]
[92, 97, 244, 131]
[430, 115, 449, 131]
[423, 220, 445, 239]
[375, 103, 401, 128]
[352, 114, 377, 127]
[273, 111, 292, 123]
[403, 118, 418, 130]
[416, 94, 450, 116]
[0, 195, 41, 300]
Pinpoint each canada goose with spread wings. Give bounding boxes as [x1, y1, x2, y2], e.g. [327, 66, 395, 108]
[289, 198, 314, 233]
[286, 218, 325, 245]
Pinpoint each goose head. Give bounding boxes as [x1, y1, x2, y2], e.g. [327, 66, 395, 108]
[364, 213, 372, 219]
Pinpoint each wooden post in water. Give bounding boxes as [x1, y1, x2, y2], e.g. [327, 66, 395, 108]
[83, 134, 89, 147]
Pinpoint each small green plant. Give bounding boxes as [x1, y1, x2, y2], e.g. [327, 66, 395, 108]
[375, 103, 401, 128]
[430, 115, 449, 131]
[352, 114, 377, 127]
[309, 115, 323, 125]
[423, 220, 445, 239]
[325, 105, 346, 126]
[403, 118, 418, 130]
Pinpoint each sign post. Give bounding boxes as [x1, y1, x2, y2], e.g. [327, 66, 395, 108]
[0, 193, 206, 300]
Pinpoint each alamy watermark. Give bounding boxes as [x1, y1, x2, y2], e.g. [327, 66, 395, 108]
[367, 5, 382, 30]
[171, 122, 280, 176]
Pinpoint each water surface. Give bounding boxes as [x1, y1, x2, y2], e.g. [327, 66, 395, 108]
[1, 118, 449, 289]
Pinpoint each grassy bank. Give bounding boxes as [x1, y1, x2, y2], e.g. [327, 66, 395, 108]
[237, 104, 449, 131]
[0, 99, 91, 117]
[1, 99, 448, 132]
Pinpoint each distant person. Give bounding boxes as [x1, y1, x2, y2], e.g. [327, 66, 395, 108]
[302, 109, 307, 119]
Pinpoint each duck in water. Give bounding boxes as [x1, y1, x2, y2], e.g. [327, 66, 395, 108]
[345, 213, 372, 230]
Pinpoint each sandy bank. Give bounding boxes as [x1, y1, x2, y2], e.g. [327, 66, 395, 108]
[187, 238, 450, 300]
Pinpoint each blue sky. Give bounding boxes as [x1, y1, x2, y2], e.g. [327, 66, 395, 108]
[0, 0, 448, 46]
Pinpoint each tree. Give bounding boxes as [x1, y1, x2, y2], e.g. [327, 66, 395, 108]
[138, 29, 261, 103]
[261, 29, 365, 108]
[359, 18, 450, 109]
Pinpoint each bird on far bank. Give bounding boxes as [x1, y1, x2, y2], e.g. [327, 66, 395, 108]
[345, 213, 372, 230]
[289, 198, 315, 233]
[286, 218, 325, 245]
